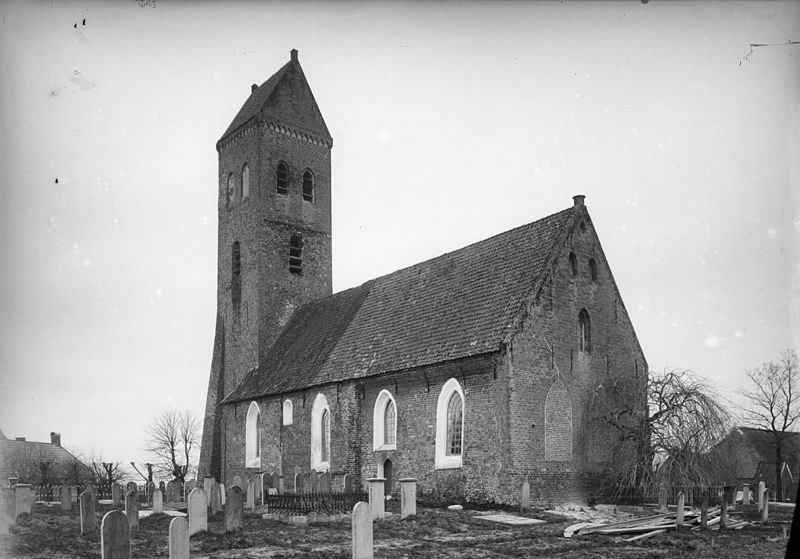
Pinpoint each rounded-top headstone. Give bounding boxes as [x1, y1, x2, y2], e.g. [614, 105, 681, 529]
[101, 510, 130, 559]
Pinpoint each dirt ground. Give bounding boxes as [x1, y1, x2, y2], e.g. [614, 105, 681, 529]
[0, 501, 793, 558]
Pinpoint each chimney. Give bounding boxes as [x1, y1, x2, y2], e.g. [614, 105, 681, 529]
[573, 194, 586, 207]
[290, 48, 298, 62]
[251, 83, 258, 94]
[50, 432, 61, 446]
[15, 437, 25, 442]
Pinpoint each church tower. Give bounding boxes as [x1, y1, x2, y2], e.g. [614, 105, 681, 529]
[199, 50, 333, 479]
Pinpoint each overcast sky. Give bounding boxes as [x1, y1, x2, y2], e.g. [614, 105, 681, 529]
[1, 1, 798, 466]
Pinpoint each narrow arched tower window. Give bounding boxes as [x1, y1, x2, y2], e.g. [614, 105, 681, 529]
[241, 163, 250, 200]
[232, 241, 242, 304]
[276, 161, 289, 195]
[589, 258, 597, 282]
[384, 399, 396, 446]
[579, 309, 591, 352]
[302, 169, 314, 202]
[569, 252, 578, 277]
[226, 173, 235, 208]
[289, 235, 303, 275]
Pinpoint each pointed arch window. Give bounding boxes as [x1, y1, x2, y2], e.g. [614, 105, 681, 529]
[232, 241, 241, 305]
[589, 258, 597, 282]
[276, 161, 289, 195]
[310, 393, 331, 471]
[579, 309, 591, 352]
[302, 169, 314, 202]
[283, 399, 293, 426]
[569, 252, 578, 277]
[226, 173, 235, 208]
[321, 409, 330, 462]
[245, 402, 262, 468]
[372, 389, 397, 450]
[435, 378, 465, 469]
[241, 163, 250, 200]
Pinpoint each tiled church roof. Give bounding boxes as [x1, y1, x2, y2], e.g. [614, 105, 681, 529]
[224, 204, 577, 403]
[219, 49, 332, 145]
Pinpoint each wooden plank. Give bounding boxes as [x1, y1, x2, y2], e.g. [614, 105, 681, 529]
[624, 528, 667, 542]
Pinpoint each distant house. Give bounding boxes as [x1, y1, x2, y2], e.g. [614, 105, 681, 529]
[0, 429, 93, 485]
[715, 427, 800, 499]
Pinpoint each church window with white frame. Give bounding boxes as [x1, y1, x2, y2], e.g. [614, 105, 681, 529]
[372, 389, 397, 451]
[310, 393, 331, 471]
[435, 378, 465, 469]
[245, 401, 262, 468]
[282, 399, 293, 425]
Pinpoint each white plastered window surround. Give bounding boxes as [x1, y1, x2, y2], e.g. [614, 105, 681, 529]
[435, 378, 465, 469]
[245, 401, 261, 468]
[283, 399, 293, 425]
[310, 392, 331, 471]
[373, 389, 397, 451]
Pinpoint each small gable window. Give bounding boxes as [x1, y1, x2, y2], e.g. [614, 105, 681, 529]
[302, 169, 314, 202]
[579, 309, 591, 352]
[373, 389, 397, 451]
[569, 252, 578, 277]
[435, 378, 465, 469]
[289, 235, 303, 275]
[241, 163, 250, 200]
[283, 399, 293, 426]
[589, 258, 597, 282]
[276, 161, 289, 195]
[245, 401, 261, 468]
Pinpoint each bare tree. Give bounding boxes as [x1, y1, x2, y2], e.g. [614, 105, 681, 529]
[738, 349, 800, 501]
[88, 453, 127, 486]
[588, 368, 731, 495]
[144, 409, 201, 483]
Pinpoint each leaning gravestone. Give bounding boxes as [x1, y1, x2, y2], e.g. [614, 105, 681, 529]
[80, 490, 97, 535]
[101, 510, 130, 559]
[112, 483, 122, 507]
[125, 490, 138, 531]
[169, 516, 189, 559]
[14, 484, 32, 516]
[187, 488, 208, 536]
[152, 489, 163, 514]
[210, 483, 222, 514]
[225, 486, 243, 532]
[320, 471, 332, 493]
[246, 479, 255, 510]
[61, 484, 72, 511]
[231, 475, 243, 491]
[352, 501, 373, 559]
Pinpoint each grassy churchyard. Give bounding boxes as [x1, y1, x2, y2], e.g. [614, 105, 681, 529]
[0, 499, 793, 558]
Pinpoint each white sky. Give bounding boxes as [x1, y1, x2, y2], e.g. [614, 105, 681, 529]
[0, 1, 798, 465]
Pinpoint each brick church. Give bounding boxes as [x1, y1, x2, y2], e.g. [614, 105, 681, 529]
[199, 50, 648, 505]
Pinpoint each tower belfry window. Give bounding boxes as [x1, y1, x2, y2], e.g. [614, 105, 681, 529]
[276, 161, 289, 195]
[289, 235, 303, 275]
[232, 241, 242, 305]
[241, 163, 250, 200]
[302, 169, 314, 202]
[579, 309, 591, 352]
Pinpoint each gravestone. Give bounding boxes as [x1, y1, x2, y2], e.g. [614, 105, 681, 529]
[762, 485, 769, 523]
[231, 475, 243, 491]
[112, 483, 122, 507]
[399, 478, 417, 519]
[320, 471, 332, 493]
[125, 491, 138, 531]
[676, 491, 685, 528]
[311, 470, 319, 493]
[61, 484, 72, 511]
[126, 482, 137, 496]
[203, 476, 214, 496]
[246, 479, 255, 510]
[352, 501, 373, 559]
[700, 489, 709, 530]
[720, 496, 728, 529]
[153, 489, 163, 514]
[253, 475, 262, 506]
[101, 510, 130, 559]
[520, 481, 530, 511]
[210, 483, 222, 514]
[159, 481, 166, 495]
[146, 481, 156, 503]
[742, 483, 751, 505]
[14, 484, 32, 516]
[187, 487, 208, 536]
[225, 485, 243, 532]
[758, 481, 766, 511]
[184, 479, 196, 501]
[368, 478, 386, 521]
[168, 516, 189, 559]
[272, 472, 281, 494]
[261, 472, 271, 502]
[166, 481, 181, 503]
[0, 494, 9, 535]
[220, 483, 226, 506]
[295, 473, 305, 494]
[80, 490, 97, 535]
[344, 474, 353, 493]
[657, 485, 668, 513]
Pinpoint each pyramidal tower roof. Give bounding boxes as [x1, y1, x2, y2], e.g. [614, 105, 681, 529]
[219, 49, 332, 146]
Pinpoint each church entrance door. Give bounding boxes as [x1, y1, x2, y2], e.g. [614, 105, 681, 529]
[383, 459, 392, 496]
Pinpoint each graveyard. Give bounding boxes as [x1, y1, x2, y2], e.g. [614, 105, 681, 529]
[0, 480, 793, 558]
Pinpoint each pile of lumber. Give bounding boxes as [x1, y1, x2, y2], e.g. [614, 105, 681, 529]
[563, 508, 749, 541]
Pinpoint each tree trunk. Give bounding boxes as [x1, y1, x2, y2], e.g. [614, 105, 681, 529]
[776, 442, 784, 501]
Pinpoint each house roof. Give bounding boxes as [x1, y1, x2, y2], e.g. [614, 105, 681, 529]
[224, 203, 578, 403]
[0, 435, 92, 482]
[739, 427, 800, 465]
[219, 50, 332, 145]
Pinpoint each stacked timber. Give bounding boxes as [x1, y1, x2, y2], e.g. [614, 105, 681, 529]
[563, 508, 749, 540]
